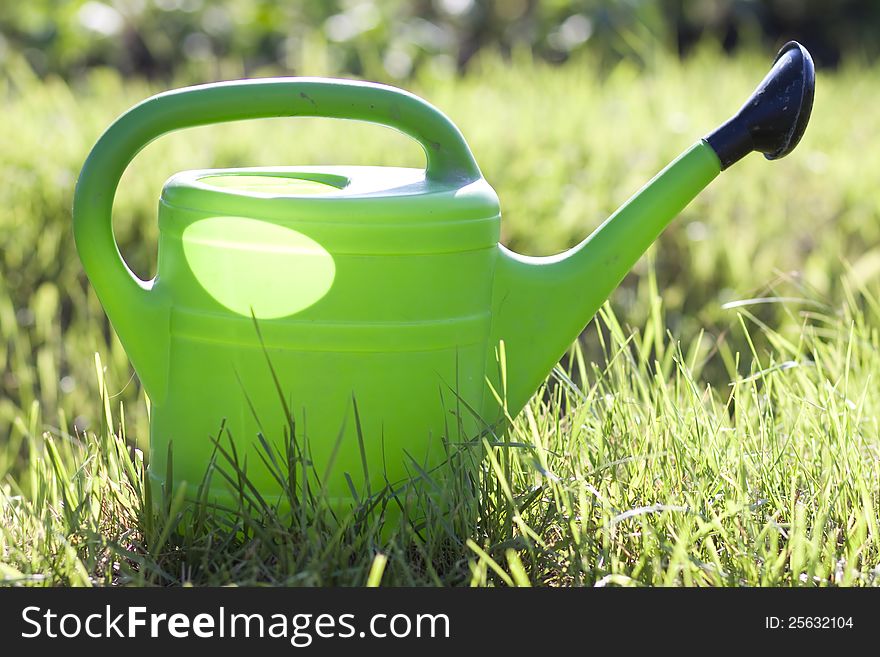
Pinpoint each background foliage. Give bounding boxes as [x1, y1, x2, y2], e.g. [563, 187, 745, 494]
[2, 0, 879, 84]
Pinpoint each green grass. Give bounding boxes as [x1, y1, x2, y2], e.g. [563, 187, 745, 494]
[2, 48, 880, 586]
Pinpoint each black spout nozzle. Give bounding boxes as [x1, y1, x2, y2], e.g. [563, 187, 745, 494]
[706, 41, 815, 170]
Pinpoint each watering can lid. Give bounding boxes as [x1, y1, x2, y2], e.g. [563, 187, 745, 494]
[161, 165, 501, 225]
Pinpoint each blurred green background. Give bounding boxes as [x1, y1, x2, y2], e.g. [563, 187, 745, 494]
[1, 2, 878, 459]
[3, 0, 879, 83]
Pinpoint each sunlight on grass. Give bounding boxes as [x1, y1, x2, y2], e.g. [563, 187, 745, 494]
[2, 279, 879, 586]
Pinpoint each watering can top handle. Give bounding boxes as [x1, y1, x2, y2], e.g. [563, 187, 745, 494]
[77, 76, 482, 188]
[73, 77, 482, 290]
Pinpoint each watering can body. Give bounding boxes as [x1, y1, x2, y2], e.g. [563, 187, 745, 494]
[151, 162, 501, 506]
[73, 43, 814, 518]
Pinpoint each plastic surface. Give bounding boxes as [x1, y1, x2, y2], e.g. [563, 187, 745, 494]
[73, 79, 497, 512]
[72, 68, 809, 520]
[706, 41, 815, 169]
[484, 142, 721, 421]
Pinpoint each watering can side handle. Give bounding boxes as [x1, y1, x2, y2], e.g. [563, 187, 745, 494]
[73, 77, 483, 399]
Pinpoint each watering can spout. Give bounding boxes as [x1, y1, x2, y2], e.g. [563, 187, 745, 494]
[706, 41, 815, 170]
[483, 41, 815, 422]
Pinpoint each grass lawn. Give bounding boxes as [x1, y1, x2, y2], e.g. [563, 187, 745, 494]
[2, 48, 880, 586]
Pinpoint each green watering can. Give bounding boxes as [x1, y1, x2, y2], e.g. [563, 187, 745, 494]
[73, 42, 814, 516]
